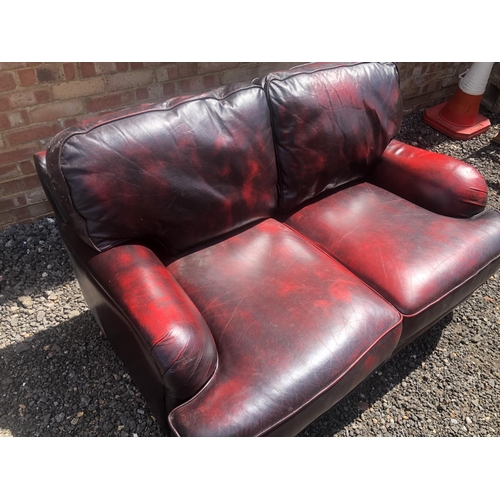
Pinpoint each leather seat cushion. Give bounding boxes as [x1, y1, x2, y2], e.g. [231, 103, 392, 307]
[285, 182, 500, 343]
[167, 218, 402, 436]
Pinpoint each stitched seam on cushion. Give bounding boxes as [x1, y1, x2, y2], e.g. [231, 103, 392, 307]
[255, 318, 402, 436]
[282, 221, 403, 319]
[402, 252, 500, 319]
[168, 356, 221, 436]
[55, 84, 265, 152]
[266, 62, 370, 84]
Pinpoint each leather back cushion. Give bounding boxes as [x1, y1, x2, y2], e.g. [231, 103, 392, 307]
[264, 62, 402, 212]
[45, 84, 277, 254]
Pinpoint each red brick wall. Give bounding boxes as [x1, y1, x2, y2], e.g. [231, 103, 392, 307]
[396, 62, 471, 113]
[0, 62, 470, 230]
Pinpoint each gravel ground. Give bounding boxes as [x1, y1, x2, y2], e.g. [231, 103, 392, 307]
[0, 109, 499, 437]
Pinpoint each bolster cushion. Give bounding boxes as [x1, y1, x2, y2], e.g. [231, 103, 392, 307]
[369, 139, 488, 218]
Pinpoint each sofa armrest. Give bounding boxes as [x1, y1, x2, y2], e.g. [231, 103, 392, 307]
[84, 242, 218, 401]
[369, 139, 488, 218]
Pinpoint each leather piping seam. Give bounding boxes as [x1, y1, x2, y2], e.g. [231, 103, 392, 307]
[265, 62, 389, 85]
[168, 355, 221, 437]
[282, 221, 404, 319]
[255, 320, 401, 436]
[401, 252, 500, 319]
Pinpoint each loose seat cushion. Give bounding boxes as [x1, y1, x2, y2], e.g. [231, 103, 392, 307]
[285, 183, 500, 343]
[167, 219, 402, 436]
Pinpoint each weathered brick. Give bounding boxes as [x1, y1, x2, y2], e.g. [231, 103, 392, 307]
[30, 100, 84, 123]
[18, 68, 37, 86]
[0, 73, 16, 92]
[64, 118, 78, 128]
[63, 63, 76, 80]
[257, 62, 296, 77]
[52, 78, 105, 100]
[34, 89, 51, 103]
[0, 96, 12, 112]
[0, 145, 39, 165]
[1, 199, 52, 226]
[7, 124, 61, 146]
[106, 69, 154, 91]
[0, 163, 20, 182]
[36, 64, 64, 83]
[0, 114, 9, 130]
[0, 193, 27, 213]
[198, 62, 239, 74]
[19, 160, 35, 175]
[116, 62, 129, 72]
[25, 186, 47, 204]
[136, 84, 163, 101]
[177, 63, 198, 78]
[0, 173, 40, 196]
[9, 90, 37, 108]
[7, 110, 30, 127]
[0, 63, 26, 71]
[27, 199, 52, 217]
[202, 74, 218, 89]
[80, 62, 96, 78]
[221, 66, 259, 85]
[86, 91, 134, 112]
[131, 62, 144, 70]
[163, 82, 176, 97]
[95, 63, 117, 75]
[136, 87, 149, 101]
[156, 66, 178, 82]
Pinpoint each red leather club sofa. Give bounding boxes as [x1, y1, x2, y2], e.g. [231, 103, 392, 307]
[34, 62, 500, 436]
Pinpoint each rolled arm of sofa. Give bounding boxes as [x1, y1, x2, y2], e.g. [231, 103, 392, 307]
[86, 243, 218, 401]
[369, 139, 488, 218]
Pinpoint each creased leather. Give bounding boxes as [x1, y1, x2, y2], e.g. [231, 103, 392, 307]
[45, 83, 277, 254]
[285, 182, 500, 342]
[66, 233, 218, 401]
[369, 139, 488, 218]
[263, 62, 402, 212]
[167, 219, 402, 436]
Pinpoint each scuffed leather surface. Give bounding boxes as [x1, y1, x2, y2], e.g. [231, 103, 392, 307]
[263, 62, 402, 212]
[285, 183, 500, 342]
[369, 139, 488, 218]
[58, 222, 218, 403]
[45, 83, 277, 253]
[167, 219, 402, 436]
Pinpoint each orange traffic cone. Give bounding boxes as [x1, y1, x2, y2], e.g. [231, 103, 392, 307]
[423, 62, 494, 140]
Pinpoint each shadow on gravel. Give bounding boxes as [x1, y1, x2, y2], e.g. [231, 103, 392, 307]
[0, 311, 163, 437]
[298, 313, 452, 436]
[1, 306, 450, 437]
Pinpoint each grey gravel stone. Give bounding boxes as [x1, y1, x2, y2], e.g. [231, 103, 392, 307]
[0, 109, 499, 437]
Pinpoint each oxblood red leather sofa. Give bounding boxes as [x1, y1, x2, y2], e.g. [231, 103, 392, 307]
[34, 62, 500, 436]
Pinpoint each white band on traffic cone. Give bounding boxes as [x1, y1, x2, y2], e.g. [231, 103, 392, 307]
[459, 62, 495, 96]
